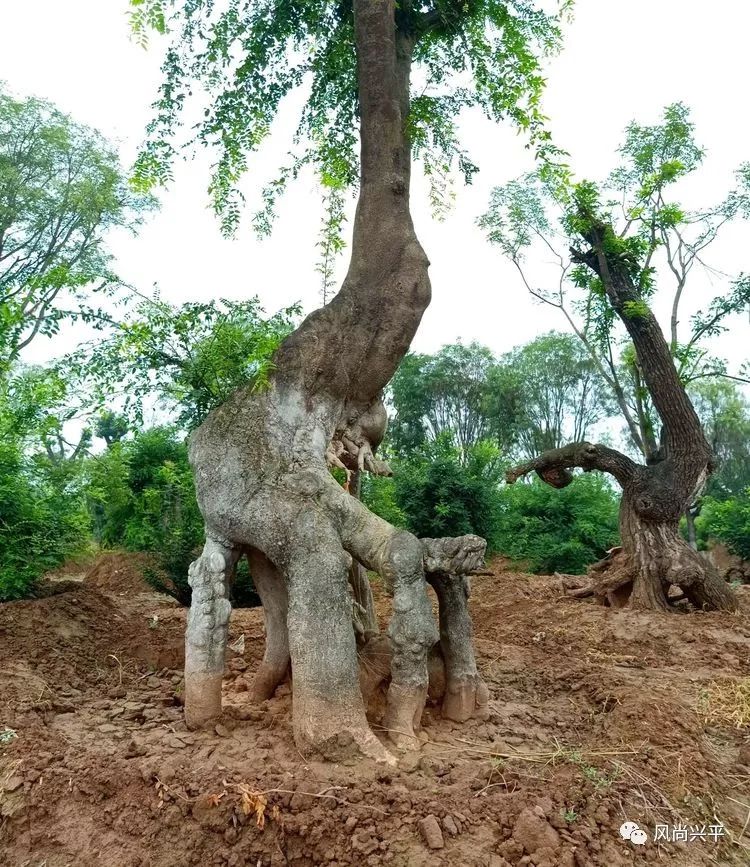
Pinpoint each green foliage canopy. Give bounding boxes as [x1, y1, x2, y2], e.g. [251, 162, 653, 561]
[129, 0, 570, 235]
[0, 84, 153, 366]
[69, 294, 299, 429]
[388, 434, 504, 543]
[388, 334, 609, 462]
[480, 103, 750, 461]
[690, 378, 750, 500]
[493, 473, 619, 574]
[0, 368, 90, 600]
[696, 491, 750, 561]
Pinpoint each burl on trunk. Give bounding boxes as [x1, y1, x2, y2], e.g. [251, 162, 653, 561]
[182, 0, 488, 763]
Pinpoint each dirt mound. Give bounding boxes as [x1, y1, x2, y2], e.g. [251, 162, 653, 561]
[709, 544, 750, 584]
[84, 551, 158, 595]
[0, 583, 184, 711]
[1, 564, 749, 866]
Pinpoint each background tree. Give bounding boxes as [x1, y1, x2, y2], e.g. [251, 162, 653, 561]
[130, 0, 566, 759]
[366, 334, 614, 574]
[388, 333, 609, 461]
[481, 104, 750, 465]
[390, 435, 503, 540]
[94, 410, 129, 447]
[388, 342, 500, 459]
[484, 182, 739, 611]
[696, 490, 750, 562]
[0, 367, 90, 600]
[69, 293, 299, 429]
[0, 84, 152, 366]
[689, 379, 750, 500]
[494, 331, 609, 458]
[689, 379, 750, 558]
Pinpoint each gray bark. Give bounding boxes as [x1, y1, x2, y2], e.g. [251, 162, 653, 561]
[501, 217, 738, 613]
[427, 571, 489, 722]
[348, 470, 380, 642]
[184, 537, 238, 728]
[246, 548, 289, 701]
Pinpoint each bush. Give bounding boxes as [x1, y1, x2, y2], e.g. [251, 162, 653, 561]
[86, 427, 259, 605]
[494, 474, 620, 574]
[360, 474, 407, 530]
[364, 436, 504, 549]
[696, 491, 750, 560]
[363, 437, 619, 575]
[0, 441, 90, 600]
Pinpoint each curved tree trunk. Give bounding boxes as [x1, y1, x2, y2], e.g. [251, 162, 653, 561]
[507, 444, 737, 613]
[182, 0, 488, 763]
[505, 217, 739, 613]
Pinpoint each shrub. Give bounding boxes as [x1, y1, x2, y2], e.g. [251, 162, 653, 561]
[86, 427, 259, 605]
[494, 474, 620, 574]
[363, 436, 504, 550]
[696, 491, 750, 560]
[360, 474, 407, 530]
[0, 441, 90, 600]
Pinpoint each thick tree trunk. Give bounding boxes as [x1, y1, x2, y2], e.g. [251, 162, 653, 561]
[578, 488, 736, 611]
[183, 0, 487, 763]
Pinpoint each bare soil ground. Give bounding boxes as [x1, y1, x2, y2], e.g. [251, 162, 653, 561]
[1, 555, 749, 867]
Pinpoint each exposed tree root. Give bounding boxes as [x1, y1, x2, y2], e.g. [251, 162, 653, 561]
[562, 528, 737, 613]
[241, 531, 488, 753]
[245, 549, 289, 702]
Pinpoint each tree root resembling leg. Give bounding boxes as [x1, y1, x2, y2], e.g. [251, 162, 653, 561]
[427, 570, 489, 722]
[564, 547, 635, 608]
[246, 548, 290, 701]
[185, 537, 239, 729]
[327, 482, 438, 750]
[284, 506, 395, 764]
[663, 536, 737, 612]
[350, 557, 379, 642]
[566, 528, 737, 613]
[380, 531, 438, 751]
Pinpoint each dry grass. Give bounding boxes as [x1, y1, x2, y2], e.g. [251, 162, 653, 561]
[699, 678, 750, 730]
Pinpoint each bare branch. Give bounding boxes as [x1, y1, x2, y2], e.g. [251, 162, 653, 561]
[506, 441, 640, 489]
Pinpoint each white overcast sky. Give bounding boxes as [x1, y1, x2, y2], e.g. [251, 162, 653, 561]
[1, 0, 749, 374]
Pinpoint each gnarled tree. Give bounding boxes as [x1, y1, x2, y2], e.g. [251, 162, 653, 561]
[494, 182, 738, 612]
[482, 104, 750, 563]
[132, 0, 565, 760]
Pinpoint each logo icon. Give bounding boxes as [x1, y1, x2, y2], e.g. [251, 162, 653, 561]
[620, 821, 648, 845]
